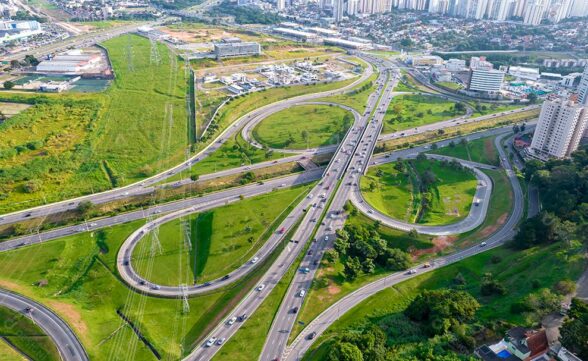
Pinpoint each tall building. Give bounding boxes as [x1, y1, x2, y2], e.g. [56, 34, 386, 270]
[358, 0, 390, 13]
[347, 0, 359, 14]
[468, 69, 505, 93]
[578, 65, 588, 105]
[333, 0, 344, 21]
[277, 0, 286, 10]
[523, 0, 546, 25]
[529, 98, 588, 159]
[569, 0, 588, 16]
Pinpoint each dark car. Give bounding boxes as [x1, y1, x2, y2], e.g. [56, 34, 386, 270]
[238, 313, 248, 322]
[291, 307, 299, 314]
[307, 332, 317, 340]
[222, 275, 230, 281]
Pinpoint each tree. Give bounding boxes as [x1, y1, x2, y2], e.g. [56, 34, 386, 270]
[3, 81, 15, 90]
[405, 289, 480, 336]
[22, 180, 41, 193]
[328, 341, 364, 361]
[77, 201, 94, 216]
[408, 228, 419, 238]
[344, 256, 362, 280]
[362, 258, 376, 274]
[416, 152, 427, 161]
[554, 279, 576, 295]
[560, 298, 588, 360]
[24, 54, 39, 66]
[190, 174, 200, 181]
[454, 102, 466, 113]
[524, 288, 563, 317]
[527, 92, 538, 104]
[400, 38, 413, 48]
[480, 273, 507, 296]
[384, 248, 411, 270]
[324, 249, 339, 263]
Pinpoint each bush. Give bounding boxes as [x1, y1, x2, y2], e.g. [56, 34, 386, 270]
[554, 279, 576, 295]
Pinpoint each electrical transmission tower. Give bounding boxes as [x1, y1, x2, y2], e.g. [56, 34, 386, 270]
[181, 284, 190, 314]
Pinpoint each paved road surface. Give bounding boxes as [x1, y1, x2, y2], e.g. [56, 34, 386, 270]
[284, 130, 525, 360]
[0, 289, 88, 361]
[182, 54, 394, 361]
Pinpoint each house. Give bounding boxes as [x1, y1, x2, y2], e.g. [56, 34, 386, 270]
[476, 327, 552, 361]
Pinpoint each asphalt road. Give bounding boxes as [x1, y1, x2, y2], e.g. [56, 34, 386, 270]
[284, 130, 525, 360]
[182, 54, 395, 361]
[351, 154, 493, 236]
[0, 289, 88, 361]
[0, 61, 373, 227]
[258, 55, 399, 361]
[0, 171, 322, 253]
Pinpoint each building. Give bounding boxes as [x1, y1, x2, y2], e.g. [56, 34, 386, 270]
[470, 56, 494, 70]
[529, 97, 588, 159]
[560, 73, 581, 88]
[322, 37, 372, 49]
[333, 0, 344, 21]
[577, 65, 588, 105]
[475, 327, 550, 361]
[445, 58, 467, 72]
[524, 0, 547, 25]
[273, 27, 319, 41]
[36, 51, 102, 74]
[411, 55, 444, 67]
[213, 41, 261, 59]
[468, 69, 505, 93]
[508, 66, 540, 81]
[0, 20, 42, 44]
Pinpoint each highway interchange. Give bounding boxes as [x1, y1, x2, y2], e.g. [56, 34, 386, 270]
[0, 51, 535, 361]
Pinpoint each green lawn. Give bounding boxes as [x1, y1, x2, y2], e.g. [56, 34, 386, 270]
[304, 242, 586, 360]
[0, 306, 60, 361]
[252, 104, 353, 149]
[382, 94, 466, 134]
[316, 72, 379, 113]
[0, 218, 280, 360]
[212, 217, 308, 361]
[361, 159, 478, 225]
[0, 339, 25, 361]
[435, 81, 464, 91]
[430, 136, 500, 166]
[133, 184, 312, 285]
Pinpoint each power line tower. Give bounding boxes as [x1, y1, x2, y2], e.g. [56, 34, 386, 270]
[147, 216, 162, 256]
[180, 284, 190, 314]
[182, 219, 192, 250]
[126, 35, 135, 72]
[150, 36, 161, 66]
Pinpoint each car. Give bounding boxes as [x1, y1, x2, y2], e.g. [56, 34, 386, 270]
[291, 306, 299, 314]
[238, 313, 248, 321]
[217, 338, 226, 345]
[324, 236, 329, 241]
[257, 284, 266, 291]
[368, 209, 373, 214]
[307, 332, 317, 340]
[227, 317, 237, 325]
[301, 267, 310, 274]
[480, 241, 487, 247]
[298, 289, 306, 297]
[251, 257, 259, 264]
[205, 337, 217, 347]
[423, 262, 431, 268]
[408, 269, 417, 275]
[308, 250, 313, 256]
[222, 275, 231, 280]
[279, 227, 286, 234]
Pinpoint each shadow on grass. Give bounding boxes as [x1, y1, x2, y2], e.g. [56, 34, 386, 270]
[191, 211, 213, 282]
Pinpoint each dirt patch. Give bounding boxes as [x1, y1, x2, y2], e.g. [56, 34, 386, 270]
[0, 279, 27, 293]
[483, 139, 496, 163]
[412, 235, 458, 258]
[46, 301, 88, 336]
[327, 284, 341, 295]
[478, 213, 508, 238]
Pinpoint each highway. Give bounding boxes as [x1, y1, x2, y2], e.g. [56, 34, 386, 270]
[0, 171, 322, 253]
[0, 61, 373, 227]
[0, 289, 88, 361]
[181, 54, 395, 361]
[284, 130, 525, 360]
[257, 56, 399, 361]
[350, 154, 493, 236]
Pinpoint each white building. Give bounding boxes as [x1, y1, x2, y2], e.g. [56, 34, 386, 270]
[508, 66, 540, 81]
[523, 0, 547, 25]
[577, 65, 588, 105]
[470, 56, 494, 70]
[529, 98, 588, 159]
[411, 55, 444, 67]
[36, 51, 101, 74]
[445, 58, 467, 72]
[0, 20, 42, 44]
[468, 69, 505, 93]
[213, 41, 261, 59]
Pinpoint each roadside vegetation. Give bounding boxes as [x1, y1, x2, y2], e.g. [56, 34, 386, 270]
[429, 136, 500, 166]
[0, 306, 60, 361]
[316, 72, 379, 113]
[253, 104, 353, 149]
[361, 156, 478, 225]
[383, 94, 467, 134]
[304, 239, 585, 361]
[133, 184, 312, 285]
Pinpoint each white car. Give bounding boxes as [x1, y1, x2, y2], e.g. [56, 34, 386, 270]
[217, 338, 226, 345]
[205, 337, 217, 347]
[227, 317, 237, 325]
[480, 242, 487, 247]
[257, 284, 266, 291]
[251, 257, 259, 264]
[298, 289, 306, 297]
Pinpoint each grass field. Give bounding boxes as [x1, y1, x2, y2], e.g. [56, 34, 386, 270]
[0, 34, 189, 213]
[435, 81, 464, 91]
[0, 306, 60, 361]
[252, 104, 353, 149]
[430, 136, 500, 166]
[316, 72, 379, 113]
[0, 339, 25, 361]
[361, 159, 478, 225]
[304, 242, 586, 360]
[382, 94, 466, 134]
[133, 184, 311, 285]
[0, 216, 287, 360]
